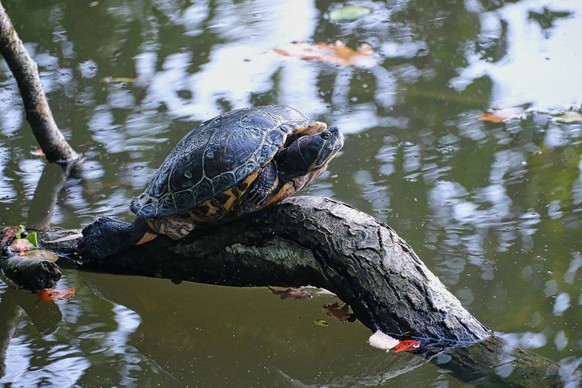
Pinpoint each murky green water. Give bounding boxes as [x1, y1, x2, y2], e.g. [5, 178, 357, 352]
[1, 0, 582, 386]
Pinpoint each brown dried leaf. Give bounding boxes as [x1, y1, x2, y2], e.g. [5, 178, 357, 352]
[323, 302, 354, 322]
[274, 40, 376, 68]
[9, 238, 33, 253]
[268, 287, 312, 300]
[479, 107, 526, 123]
[2, 226, 21, 246]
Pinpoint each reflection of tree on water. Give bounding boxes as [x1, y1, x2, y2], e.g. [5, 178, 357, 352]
[0, 275, 172, 386]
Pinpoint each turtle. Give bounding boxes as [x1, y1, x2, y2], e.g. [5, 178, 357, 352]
[78, 105, 344, 260]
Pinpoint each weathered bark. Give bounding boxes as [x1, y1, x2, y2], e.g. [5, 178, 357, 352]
[0, 2, 78, 165]
[70, 196, 490, 344]
[0, 254, 61, 291]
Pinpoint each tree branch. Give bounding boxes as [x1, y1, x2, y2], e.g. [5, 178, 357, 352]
[15, 195, 569, 386]
[0, 2, 79, 165]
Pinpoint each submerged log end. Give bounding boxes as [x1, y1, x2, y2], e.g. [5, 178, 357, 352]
[1, 255, 61, 291]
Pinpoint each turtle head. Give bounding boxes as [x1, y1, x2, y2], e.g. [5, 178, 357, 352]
[278, 126, 344, 179]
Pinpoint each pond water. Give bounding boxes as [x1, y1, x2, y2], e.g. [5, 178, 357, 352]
[1, 0, 582, 386]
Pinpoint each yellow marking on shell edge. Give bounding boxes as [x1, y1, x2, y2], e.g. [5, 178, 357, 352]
[222, 189, 238, 211]
[143, 170, 264, 239]
[205, 202, 220, 216]
[241, 170, 260, 186]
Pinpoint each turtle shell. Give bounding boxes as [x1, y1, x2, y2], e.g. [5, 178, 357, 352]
[130, 105, 325, 220]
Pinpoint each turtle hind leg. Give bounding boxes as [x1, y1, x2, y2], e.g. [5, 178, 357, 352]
[77, 217, 153, 261]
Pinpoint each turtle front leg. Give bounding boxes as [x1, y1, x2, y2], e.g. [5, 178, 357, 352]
[239, 162, 282, 213]
[77, 217, 153, 261]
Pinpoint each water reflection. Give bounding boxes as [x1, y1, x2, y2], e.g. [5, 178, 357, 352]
[452, 0, 582, 108]
[1, 0, 582, 385]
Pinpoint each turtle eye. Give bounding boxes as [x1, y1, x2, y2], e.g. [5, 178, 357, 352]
[320, 132, 332, 140]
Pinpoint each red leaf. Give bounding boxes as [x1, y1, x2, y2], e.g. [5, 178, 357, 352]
[268, 287, 312, 300]
[393, 339, 421, 353]
[37, 288, 76, 302]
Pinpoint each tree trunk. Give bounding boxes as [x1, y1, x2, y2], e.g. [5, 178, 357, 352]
[78, 196, 491, 345]
[0, 2, 78, 165]
[14, 195, 568, 386]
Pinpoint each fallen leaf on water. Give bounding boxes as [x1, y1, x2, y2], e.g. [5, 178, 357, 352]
[479, 107, 527, 123]
[393, 339, 422, 353]
[368, 330, 400, 351]
[552, 110, 582, 124]
[268, 286, 312, 300]
[329, 5, 372, 22]
[37, 288, 76, 302]
[102, 76, 151, 86]
[323, 302, 355, 322]
[9, 238, 33, 253]
[102, 76, 139, 83]
[274, 40, 377, 68]
[2, 225, 22, 246]
[313, 319, 329, 327]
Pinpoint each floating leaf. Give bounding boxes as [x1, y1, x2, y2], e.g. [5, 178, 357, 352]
[368, 330, 400, 351]
[479, 107, 526, 123]
[393, 339, 422, 353]
[21, 249, 59, 262]
[102, 76, 139, 84]
[552, 110, 582, 124]
[313, 319, 329, 327]
[323, 302, 355, 322]
[9, 238, 33, 253]
[268, 286, 312, 300]
[329, 5, 372, 22]
[274, 40, 376, 68]
[2, 225, 22, 246]
[37, 288, 76, 301]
